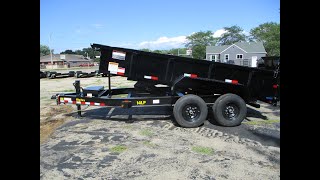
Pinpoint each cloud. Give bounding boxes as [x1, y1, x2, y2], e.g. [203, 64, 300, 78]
[75, 29, 81, 33]
[138, 36, 187, 50]
[213, 29, 227, 37]
[92, 24, 103, 29]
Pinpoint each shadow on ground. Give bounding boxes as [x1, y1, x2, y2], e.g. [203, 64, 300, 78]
[65, 106, 174, 123]
[64, 105, 279, 147]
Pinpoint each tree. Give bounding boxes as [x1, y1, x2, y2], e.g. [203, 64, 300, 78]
[60, 49, 75, 54]
[217, 25, 247, 45]
[167, 48, 187, 56]
[40, 44, 50, 56]
[185, 31, 218, 59]
[249, 22, 280, 56]
[139, 48, 152, 52]
[191, 45, 206, 59]
[82, 47, 100, 58]
[60, 47, 100, 58]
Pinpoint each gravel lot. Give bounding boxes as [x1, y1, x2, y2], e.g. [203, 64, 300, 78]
[40, 69, 280, 180]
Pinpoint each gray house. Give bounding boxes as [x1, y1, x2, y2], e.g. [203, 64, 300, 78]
[206, 42, 267, 67]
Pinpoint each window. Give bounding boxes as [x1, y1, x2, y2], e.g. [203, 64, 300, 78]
[211, 54, 219, 61]
[243, 59, 249, 66]
[236, 54, 243, 59]
[224, 54, 229, 62]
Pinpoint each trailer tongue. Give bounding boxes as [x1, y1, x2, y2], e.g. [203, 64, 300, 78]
[52, 43, 280, 128]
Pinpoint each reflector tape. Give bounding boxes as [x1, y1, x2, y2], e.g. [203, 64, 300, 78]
[60, 100, 106, 106]
[110, 67, 125, 76]
[117, 67, 125, 76]
[144, 75, 158, 81]
[225, 79, 238, 84]
[184, 73, 198, 78]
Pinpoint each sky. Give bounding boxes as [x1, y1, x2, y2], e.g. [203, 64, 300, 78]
[40, 0, 280, 53]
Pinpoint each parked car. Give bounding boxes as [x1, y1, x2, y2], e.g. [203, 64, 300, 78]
[79, 63, 94, 67]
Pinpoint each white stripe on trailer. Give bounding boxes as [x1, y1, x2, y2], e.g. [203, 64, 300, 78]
[118, 68, 125, 73]
[184, 73, 197, 78]
[225, 79, 232, 83]
[85, 102, 91, 105]
[144, 75, 151, 79]
[94, 102, 100, 106]
[110, 71, 118, 75]
[225, 79, 238, 84]
[184, 73, 191, 77]
[153, 99, 160, 104]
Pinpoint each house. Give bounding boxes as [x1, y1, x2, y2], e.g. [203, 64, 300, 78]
[40, 54, 93, 68]
[206, 42, 267, 67]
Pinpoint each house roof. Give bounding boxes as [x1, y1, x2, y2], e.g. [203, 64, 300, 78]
[206, 42, 266, 54]
[40, 54, 92, 63]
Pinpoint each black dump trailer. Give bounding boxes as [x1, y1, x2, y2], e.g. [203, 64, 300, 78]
[47, 71, 75, 79]
[74, 70, 99, 78]
[52, 43, 280, 128]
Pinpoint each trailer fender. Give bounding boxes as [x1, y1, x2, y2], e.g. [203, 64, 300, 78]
[172, 76, 249, 99]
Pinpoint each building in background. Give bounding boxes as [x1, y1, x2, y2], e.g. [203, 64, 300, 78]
[206, 42, 267, 67]
[40, 54, 93, 68]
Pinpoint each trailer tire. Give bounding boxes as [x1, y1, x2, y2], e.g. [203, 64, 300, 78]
[212, 93, 247, 127]
[173, 94, 208, 128]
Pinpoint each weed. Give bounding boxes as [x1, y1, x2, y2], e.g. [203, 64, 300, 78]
[191, 146, 214, 155]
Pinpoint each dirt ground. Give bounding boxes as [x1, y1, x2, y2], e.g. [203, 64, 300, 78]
[40, 70, 280, 180]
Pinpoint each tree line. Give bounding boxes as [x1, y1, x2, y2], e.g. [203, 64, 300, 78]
[140, 22, 279, 59]
[40, 22, 279, 60]
[183, 22, 279, 59]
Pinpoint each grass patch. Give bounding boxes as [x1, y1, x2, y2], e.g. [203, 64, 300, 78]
[139, 129, 154, 136]
[110, 145, 127, 153]
[191, 146, 214, 155]
[243, 119, 280, 125]
[40, 119, 66, 144]
[143, 141, 157, 147]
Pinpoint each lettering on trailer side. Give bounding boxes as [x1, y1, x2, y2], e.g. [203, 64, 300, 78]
[76, 98, 85, 102]
[136, 100, 146, 105]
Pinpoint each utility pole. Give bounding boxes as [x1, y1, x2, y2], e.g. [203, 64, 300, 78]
[49, 33, 53, 69]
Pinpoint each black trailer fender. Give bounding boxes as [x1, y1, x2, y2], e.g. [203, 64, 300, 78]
[171, 76, 250, 101]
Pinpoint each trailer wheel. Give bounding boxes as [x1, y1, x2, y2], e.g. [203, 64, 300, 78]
[173, 94, 208, 128]
[212, 93, 247, 127]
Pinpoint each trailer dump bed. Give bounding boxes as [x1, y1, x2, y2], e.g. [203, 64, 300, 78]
[91, 43, 279, 104]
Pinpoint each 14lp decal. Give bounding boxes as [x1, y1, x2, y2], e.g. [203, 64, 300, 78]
[136, 100, 146, 105]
